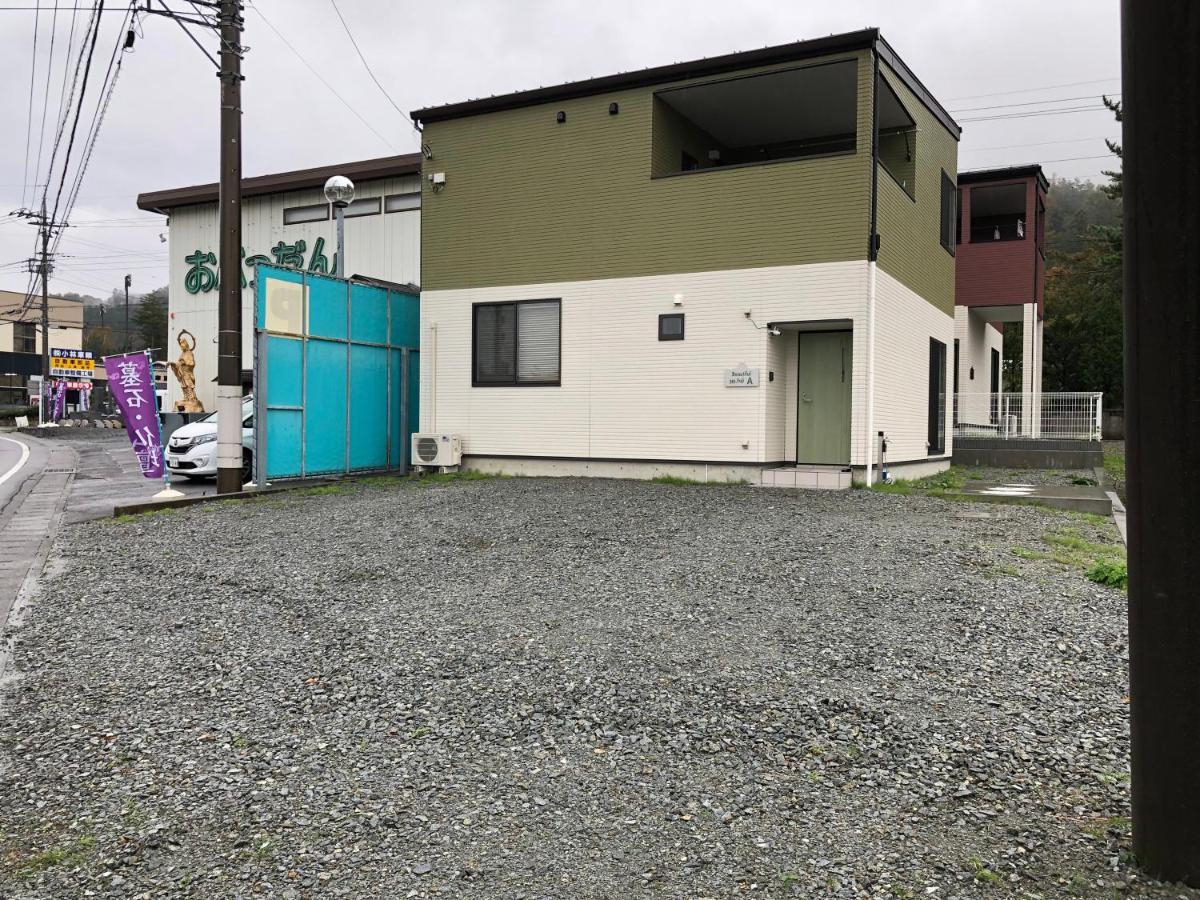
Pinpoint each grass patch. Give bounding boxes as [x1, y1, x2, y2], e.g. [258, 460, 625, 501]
[416, 469, 510, 486]
[1012, 546, 1050, 561]
[10, 835, 97, 878]
[649, 475, 749, 486]
[967, 856, 1001, 884]
[111, 506, 177, 524]
[871, 466, 968, 497]
[1013, 524, 1126, 590]
[1103, 446, 1125, 484]
[1086, 557, 1128, 590]
[293, 483, 353, 497]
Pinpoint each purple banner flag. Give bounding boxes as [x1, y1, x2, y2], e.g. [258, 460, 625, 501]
[52, 379, 66, 422]
[104, 352, 165, 479]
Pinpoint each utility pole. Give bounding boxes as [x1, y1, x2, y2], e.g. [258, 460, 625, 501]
[1123, 1, 1200, 887]
[123, 274, 131, 352]
[215, 0, 244, 493]
[39, 198, 51, 427]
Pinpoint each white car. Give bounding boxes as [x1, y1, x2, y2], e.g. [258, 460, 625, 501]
[166, 396, 255, 482]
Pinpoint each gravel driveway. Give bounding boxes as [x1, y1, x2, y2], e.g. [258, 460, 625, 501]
[0, 476, 1182, 899]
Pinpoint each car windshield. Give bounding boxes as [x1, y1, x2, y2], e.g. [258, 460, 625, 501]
[200, 398, 253, 424]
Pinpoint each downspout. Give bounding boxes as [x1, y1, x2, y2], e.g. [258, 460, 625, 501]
[865, 44, 881, 487]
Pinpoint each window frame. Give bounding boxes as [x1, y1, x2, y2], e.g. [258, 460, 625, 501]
[342, 197, 381, 219]
[928, 337, 947, 455]
[472, 298, 562, 388]
[939, 171, 956, 256]
[13, 321, 36, 354]
[384, 192, 420, 213]
[282, 203, 330, 225]
[658, 313, 685, 341]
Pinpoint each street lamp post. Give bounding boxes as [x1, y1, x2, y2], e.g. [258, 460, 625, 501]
[323, 176, 355, 279]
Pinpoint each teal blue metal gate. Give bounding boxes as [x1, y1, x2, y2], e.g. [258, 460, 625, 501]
[253, 264, 419, 482]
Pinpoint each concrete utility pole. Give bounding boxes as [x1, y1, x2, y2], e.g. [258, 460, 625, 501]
[1123, 2, 1200, 887]
[39, 198, 51, 426]
[215, 0, 244, 494]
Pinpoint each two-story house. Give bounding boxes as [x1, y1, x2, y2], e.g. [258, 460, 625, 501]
[952, 165, 1048, 433]
[411, 28, 961, 486]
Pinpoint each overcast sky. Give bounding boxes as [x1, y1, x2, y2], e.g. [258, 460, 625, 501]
[0, 0, 1121, 298]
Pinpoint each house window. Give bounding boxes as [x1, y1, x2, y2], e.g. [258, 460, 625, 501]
[473, 299, 561, 386]
[939, 171, 956, 255]
[651, 59, 857, 177]
[384, 193, 420, 213]
[342, 197, 381, 218]
[928, 338, 947, 455]
[658, 313, 685, 341]
[13, 322, 36, 354]
[282, 203, 329, 225]
[955, 188, 963, 244]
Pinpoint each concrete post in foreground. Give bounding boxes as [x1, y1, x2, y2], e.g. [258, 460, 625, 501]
[215, 0, 244, 494]
[1123, 1, 1200, 886]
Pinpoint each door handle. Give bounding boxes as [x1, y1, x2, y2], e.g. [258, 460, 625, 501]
[801, 393, 813, 403]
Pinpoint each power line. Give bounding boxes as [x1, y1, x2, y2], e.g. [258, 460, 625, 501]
[958, 105, 1111, 124]
[950, 92, 1120, 114]
[961, 135, 1120, 154]
[21, 0, 41, 209]
[945, 76, 1121, 103]
[31, 1, 62, 208]
[250, 4, 397, 151]
[328, 0, 409, 125]
[47, 0, 103, 227]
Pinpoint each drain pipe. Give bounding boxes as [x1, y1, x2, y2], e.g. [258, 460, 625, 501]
[865, 43, 881, 487]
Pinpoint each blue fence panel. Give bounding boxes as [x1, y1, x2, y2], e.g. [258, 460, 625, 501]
[307, 275, 348, 341]
[303, 339, 348, 475]
[255, 265, 419, 482]
[264, 336, 303, 478]
[349, 344, 388, 470]
[351, 283, 389, 345]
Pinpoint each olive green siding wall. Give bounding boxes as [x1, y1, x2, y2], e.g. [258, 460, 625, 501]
[874, 63, 959, 316]
[420, 52, 874, 291]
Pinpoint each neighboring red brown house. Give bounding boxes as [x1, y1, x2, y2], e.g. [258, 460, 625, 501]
[952, 164, 1048, 430]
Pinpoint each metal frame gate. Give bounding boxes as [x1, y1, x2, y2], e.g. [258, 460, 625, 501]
[253, 264, 419, 482]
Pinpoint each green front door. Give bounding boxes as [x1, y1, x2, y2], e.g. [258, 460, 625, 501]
[796, 331, 852, 464]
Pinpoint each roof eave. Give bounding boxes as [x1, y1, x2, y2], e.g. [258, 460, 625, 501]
[411, 28, 881, 124]
[137, 153, 423, 212]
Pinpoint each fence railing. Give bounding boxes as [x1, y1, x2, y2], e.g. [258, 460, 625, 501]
[953, 392, 1103, 441]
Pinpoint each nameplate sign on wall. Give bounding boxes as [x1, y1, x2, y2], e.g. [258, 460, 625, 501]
[724, 367, 760, 387]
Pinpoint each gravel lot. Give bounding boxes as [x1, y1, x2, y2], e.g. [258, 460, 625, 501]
[0, 475, 1184, 899]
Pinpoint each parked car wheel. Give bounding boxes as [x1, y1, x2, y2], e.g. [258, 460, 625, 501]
[242, 449, 253, 484]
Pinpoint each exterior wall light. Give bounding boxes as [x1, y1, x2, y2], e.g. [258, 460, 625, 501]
[556, 111, 566, 124]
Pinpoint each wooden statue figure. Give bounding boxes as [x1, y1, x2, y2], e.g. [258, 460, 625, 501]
[167, 329, 205, 413]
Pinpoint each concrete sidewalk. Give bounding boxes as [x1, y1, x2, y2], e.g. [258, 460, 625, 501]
[950, 480, 1114, 516]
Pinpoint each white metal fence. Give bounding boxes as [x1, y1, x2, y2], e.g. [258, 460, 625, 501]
[953, 392, 1103, 441]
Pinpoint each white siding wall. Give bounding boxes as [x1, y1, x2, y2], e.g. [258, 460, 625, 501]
[873, 269, 956, 462]
[164, 174, 421, 409]
[422, 261, 953, 468]
[953, 306, 1003, 427]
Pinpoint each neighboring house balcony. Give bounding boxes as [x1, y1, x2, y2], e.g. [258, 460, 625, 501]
[953, 165, 1048, 435]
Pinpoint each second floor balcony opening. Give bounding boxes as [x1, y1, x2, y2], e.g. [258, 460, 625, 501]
[650, 59, 858, 178]
[876, 76, 917, 198]
[968, 183, 1027, 243]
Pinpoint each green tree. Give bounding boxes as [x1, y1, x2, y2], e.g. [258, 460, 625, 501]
[133, 287, 168, 359]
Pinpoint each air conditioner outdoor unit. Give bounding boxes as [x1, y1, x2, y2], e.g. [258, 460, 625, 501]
[411, 433, 462, 467]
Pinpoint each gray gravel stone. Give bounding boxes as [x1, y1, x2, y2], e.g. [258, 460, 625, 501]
[0, 475, 1187, 899]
